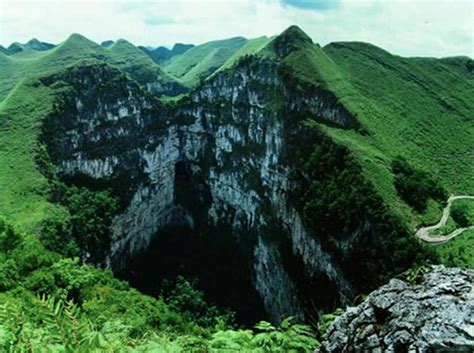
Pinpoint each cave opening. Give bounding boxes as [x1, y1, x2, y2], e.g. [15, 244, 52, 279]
[117, 161, 268, 325]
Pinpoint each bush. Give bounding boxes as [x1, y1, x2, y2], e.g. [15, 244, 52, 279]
[45, 182, 120, 263]
[39, 214, 79, 257]
[161, 276, 234, 330]
[451, 203, 471, 227]
[0, 218, 21, 256]
[210, 317, 319, 352]
[392, 156, 446, 212]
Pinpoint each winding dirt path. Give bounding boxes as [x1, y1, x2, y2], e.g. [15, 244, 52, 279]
[415, 195, 474, 244]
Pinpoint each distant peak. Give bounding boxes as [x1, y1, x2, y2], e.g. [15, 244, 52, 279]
[26, 38, 40, 45]
[101, 40, 114, 48]
[171, 43, 194, 56]
[272, 25, 313, 57]
[62, 33, 99, 49]
[67, 33, 88, 41]
[282, 25, 311, 40]
[24, 38, 55, 51]
[113, 38, 136, 48]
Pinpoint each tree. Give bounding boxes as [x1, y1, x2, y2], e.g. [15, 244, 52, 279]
[451, 203, 471, 227]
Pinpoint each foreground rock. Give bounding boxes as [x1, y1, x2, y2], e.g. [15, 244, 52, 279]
[319, 266, 474, 352]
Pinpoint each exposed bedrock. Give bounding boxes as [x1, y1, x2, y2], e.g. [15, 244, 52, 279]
[319, 266, 474, 353]
[42, 61, 373, 323]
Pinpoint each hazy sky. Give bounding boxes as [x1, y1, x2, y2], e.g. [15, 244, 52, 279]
[1, 0, 472, 58]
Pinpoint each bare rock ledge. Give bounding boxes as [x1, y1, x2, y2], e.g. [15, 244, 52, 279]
[319, 266, 474, 352]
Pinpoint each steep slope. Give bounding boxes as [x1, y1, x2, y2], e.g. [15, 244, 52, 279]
[107, 39, 187, 95]
[255, 26, 473, 264]
[163, 37, 248, 87]
[214, 36, 271, 74]
[0, 70, 67, 231]
[253, 26, 473, 224]
[19, 40, 430, 324]
[320, 42, 473, 225]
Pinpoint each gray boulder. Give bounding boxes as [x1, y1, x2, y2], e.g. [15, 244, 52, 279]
[319, 266, 474, 352]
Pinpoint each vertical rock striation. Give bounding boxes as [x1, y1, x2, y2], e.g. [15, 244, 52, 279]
[41, 59, 371, 322]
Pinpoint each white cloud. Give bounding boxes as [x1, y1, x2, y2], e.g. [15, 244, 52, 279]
[0, 0, 472, 57]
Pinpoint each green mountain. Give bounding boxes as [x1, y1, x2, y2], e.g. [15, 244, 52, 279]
[214, 36, 271, 74]
[0, 25, 472, 351]
[254, 25, 473, 265]
[107, 38, 183, 91]
[0, 33, 186, 101]
[140, 43, 195, 64]
[5, 38, 55, 55]
[163, 36, 248, 86]
[259, 25, 473, 210]
[100, 40, 114, 48]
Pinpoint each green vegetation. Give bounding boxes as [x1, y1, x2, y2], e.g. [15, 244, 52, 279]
[291, 122, 437, 290]
[451, 200, 474, 227]
[107, 39, 178, 88]
[214, 36, 271, 74]
[42, 182, 120, 262]
[163, 36, 248, 87]
[255, 25, 472, 268]
[0, 24, 472, 352]
[0, 69, 65, 232]
[0, 218, 319, 352]
[436, 229, 474, 268]
[250, 27, 472, 237]
[0, 33, 183, 103]
[391, 156, 446, 213]
[321, 42, 473, 209]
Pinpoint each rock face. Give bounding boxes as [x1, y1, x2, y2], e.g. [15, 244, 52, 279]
[320, 266, 474, 352]
[39, 58, 385, 323]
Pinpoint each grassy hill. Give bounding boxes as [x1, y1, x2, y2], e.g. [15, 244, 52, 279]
[321, 41, 473, 218]
[0, 34, 184, 102]
[5, 38, 55, 55]
[140, 43, 195, 64]
[163, 37, 248, 87]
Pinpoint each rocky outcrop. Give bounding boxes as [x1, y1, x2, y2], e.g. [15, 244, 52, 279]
[319, 266, 474, 352]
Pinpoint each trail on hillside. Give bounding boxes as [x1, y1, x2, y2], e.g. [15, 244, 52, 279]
[416, 195, 474, 244]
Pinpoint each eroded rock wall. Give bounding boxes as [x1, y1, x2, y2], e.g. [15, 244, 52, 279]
[42, 60, 363, 322]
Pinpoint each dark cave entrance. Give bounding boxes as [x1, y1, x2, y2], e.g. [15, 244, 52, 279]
[117, 161, 268, 325]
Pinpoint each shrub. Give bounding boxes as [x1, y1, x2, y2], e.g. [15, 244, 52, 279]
[451, 203, 471, 227]
[392, 156, 446, 212]
[210, 317, 319, 352]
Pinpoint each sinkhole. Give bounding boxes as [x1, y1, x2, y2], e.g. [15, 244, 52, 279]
[117, 161, 268, 325]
